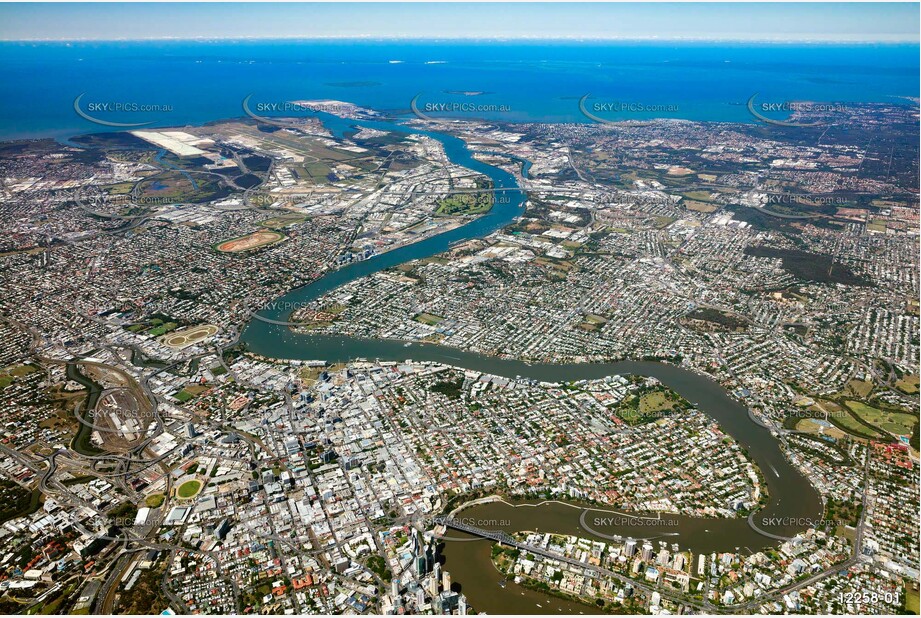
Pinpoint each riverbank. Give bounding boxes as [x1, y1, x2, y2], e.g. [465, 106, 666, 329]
[238, 111, 824, 612]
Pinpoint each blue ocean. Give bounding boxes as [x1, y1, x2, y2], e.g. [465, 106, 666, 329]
[0, 40, 917, 140]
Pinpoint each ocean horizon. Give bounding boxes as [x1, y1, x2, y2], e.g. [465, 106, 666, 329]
[1, 39, 918, 140]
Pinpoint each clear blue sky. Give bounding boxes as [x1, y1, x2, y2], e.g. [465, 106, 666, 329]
[0, 3, 917, 42]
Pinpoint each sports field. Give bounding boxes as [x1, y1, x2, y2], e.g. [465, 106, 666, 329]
[177, 480, 201, 498]
[161, 324, 219, 349]
[844, 400, 917, 436]
[216, 230, 284, 253]
[896, 374, 919, 394]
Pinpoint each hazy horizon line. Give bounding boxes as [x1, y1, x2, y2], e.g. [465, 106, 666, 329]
[2, 35, 918, 44]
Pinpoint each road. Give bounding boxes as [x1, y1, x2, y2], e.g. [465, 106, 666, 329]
[436, 516, 718, 612]
[437, 447, 873, 617]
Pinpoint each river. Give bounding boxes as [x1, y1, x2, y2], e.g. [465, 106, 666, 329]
[239, 112, 822, 613]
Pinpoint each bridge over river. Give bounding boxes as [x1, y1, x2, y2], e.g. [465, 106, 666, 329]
[240, 109, 831, 610]
[434, 516, 715, 612]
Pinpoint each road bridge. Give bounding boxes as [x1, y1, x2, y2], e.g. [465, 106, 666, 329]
[433, 517, 714, 612]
